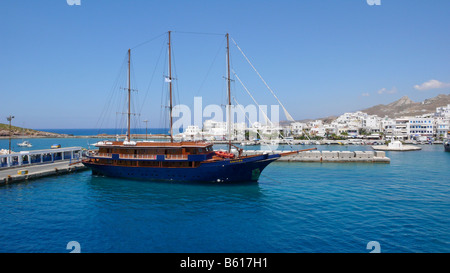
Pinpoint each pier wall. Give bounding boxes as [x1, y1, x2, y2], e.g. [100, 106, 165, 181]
[0, 147, 86, 186]
[240, 150, 390, 163]
[0, 161, 87, 186]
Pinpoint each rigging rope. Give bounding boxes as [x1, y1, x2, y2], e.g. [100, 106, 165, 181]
[230, 37, 295, 122]
[233, 70, 294, 150]
[138, 36, 166, 117]
[232, 96, 274, 152]
[172, 31, 224, 36]
[196, 37, 226, 96]
[94, 52, 128, 136]
[131, 32, 166, 50]
[232, 69, 272, 126]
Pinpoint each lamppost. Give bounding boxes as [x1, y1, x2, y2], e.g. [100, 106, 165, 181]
[7, 115, 14, 154]
[143, 120, 149, 140]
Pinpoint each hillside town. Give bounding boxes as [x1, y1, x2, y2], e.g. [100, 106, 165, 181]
[176, 103, 450, 143]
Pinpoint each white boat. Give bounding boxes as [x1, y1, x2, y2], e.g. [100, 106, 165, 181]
[240, 141, 260, 146]
[372, 140, 421, 151]
[17, 140, 32, 147]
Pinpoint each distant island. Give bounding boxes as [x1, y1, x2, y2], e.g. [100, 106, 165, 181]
[0, 124, 170, 139]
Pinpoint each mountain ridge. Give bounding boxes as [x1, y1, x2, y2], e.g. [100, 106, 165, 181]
[280, 93, 450, 125]
[361, 93, 450, 118]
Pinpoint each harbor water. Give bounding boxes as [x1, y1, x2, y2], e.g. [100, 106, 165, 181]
[0, 135, 449, 253]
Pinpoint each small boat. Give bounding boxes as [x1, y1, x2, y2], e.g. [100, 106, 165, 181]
[444, 134, 450, 152]
[372, 140, 421, 151]
[17, 141, 32, 147]
[51, 144, 61, 149]
[240, 141, 260, 146]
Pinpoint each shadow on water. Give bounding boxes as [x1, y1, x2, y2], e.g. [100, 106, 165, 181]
[85, 173, 266, 207]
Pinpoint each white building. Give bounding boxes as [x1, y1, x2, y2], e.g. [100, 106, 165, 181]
[436, 118, 449, 138]
[436, 104, 450, 118]
[383, 118, 409, 140]
[289, 122, 305, 136]
[362, 115, 382, 133]
[408, 117, 435, 139]
[182, 125, 202, 139]
[202, 120, 247, 140]
[331, 111, 383, 137]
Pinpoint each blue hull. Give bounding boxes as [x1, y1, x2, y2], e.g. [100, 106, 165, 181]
[83, 154, 280, 183]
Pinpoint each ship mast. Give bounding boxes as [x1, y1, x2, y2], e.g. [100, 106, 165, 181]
[127, 48, 131, 142]
[168, 31, 174, 143]
[226, 33, 232, 153]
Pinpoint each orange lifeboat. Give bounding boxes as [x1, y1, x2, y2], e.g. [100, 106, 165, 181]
[215, 151, 235, 159]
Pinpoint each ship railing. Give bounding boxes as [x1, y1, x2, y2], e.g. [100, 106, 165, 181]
[119, 154, 157, 160]
[97, 153, 112, 158]
[165, 154, 188, 160]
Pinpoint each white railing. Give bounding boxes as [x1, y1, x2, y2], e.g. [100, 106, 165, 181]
[119, 154, 157, 160]
[94, 153, 188, 160]
[165, 154, 188, 160]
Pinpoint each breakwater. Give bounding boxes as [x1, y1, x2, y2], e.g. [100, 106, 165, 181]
[241, 150, 390, 163]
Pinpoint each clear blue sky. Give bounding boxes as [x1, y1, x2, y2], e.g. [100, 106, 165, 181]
[1, 0, 450, 129]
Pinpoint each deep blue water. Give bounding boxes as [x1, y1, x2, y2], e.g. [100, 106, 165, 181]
[1, 137, 449, 253]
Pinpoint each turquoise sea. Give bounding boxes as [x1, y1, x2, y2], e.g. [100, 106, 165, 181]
[0, 134, 449, 253]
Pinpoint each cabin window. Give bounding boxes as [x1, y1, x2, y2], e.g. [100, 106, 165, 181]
[186, 148, 197, 154]
[161, 161, 191, 168]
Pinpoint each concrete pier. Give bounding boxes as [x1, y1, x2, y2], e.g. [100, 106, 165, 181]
[0, 160, 87, 186]
[0, 147, 84, 168]
[0, 147, 87, 186]
[239, 150, 390, 163]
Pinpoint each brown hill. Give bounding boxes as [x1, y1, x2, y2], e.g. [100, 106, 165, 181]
[0, 123, 67, 138]
[360, 94, 450, 118]
[280, 93, 450, 125]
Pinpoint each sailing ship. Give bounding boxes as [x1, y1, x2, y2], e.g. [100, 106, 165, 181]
[82, 32, 310, 183]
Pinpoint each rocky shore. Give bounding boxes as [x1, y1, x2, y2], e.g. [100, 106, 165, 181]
[0, 126, 68, 139]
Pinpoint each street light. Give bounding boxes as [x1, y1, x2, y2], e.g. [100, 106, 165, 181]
[143, 120, 149, 140]
[6, 115, 14, 154]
